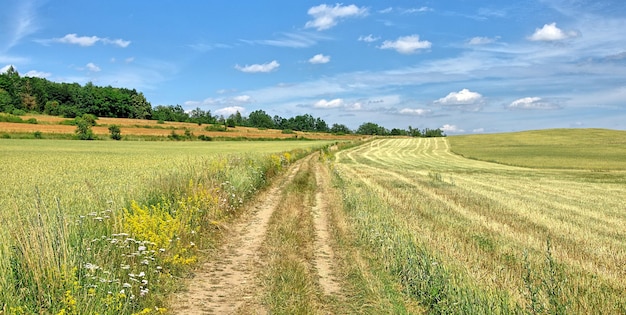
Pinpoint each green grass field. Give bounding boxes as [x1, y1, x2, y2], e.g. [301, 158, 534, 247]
[448, 128, 626, 170]
[0, 139, 334, 314]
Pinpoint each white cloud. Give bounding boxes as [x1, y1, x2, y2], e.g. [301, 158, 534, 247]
[436, 89, 483, 105]
[468, 36, 499, 45]
[185, 95, 252, 108]
[232, 95, 252, 103]
[358, 34, 380, 43]
[243, 31, 330, 48]
[24, 70, 51, 78]
[49, 33, 130, 47]
[305, 4, 368, 31]
[314, 98, 344, 108]
[125, 57, 135, 63]
[399, 108, 430, 116]
[215, 106, 245, 116]
[55, 33, 100, 46]
[85, 62, 101, 72]
[346, 102, 363, 111]
[403, 7, 433, 14]
[235, 60, 280, 73]
[508, 97, 560, 110]
[102, 38, 131, 48]
[309, 54, 330, 64]
[441, 124, 464, 133]
[379, 7, 393, 14]
[529, 23, 578, 42]
[472, 128, 485, 133]
[379, 35, 431, 54]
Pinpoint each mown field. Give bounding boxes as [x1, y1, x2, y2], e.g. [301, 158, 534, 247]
[0, 139, 335, 314]
[332, 131, 625, 314]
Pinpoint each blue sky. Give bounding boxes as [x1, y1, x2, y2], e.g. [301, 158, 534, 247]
[2, 0, 626, 133]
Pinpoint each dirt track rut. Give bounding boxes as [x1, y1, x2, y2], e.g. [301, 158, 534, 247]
[171, 153, 339, 314]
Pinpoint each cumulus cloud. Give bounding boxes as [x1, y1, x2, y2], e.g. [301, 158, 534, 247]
[235, 60, 280, 73]
[358, 34, 380, 42]
[399, 108, 430, 116]
[468, 36, 500, 45]
[48, 33, 131, 47]
[305, 4, 368, 31]
[24, 70, 51, 78]
[309, 54, 330, 64]
[379, 35, 431, 54]
[82, 62, 101, 72]
[232, 95, 252, 103]
[508, 97, 560, 110]
[441, 124, 464, 133]
[314, 98, 344, 108]
[529, 23, 578, 42]
[436, 89, 483, 105]
[215, 106, 245, 116]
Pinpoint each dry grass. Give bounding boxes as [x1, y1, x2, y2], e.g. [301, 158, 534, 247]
[332, 137, 626, 314]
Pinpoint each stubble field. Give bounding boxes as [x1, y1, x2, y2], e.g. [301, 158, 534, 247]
[332, 133, 625, 313]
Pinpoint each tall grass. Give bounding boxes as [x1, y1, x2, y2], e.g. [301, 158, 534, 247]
[0, 139, 326, 314]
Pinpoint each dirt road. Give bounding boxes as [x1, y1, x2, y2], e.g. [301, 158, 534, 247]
[170, 153, 340, 314]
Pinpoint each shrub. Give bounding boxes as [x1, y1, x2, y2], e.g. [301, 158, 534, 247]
[75, 118, 96, 140]
[26, 118, 38, 124]
[108, 125, 122, 140]
[282, 129, 294, 134]
[34, 131, 42, 139]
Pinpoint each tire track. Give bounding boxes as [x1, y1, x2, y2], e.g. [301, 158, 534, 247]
[170, 156, 310, 314]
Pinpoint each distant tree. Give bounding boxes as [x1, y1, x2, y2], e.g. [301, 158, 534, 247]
[273, 115, 285, 129]
[0, 88, 11, 112]
[108, 125, 122, 140]
[422, 128, 445, 137]
[314, 117, 329, 132]
[75, 117, 96, 140]
[407, 126, 422, 137]
[330, 123, 352, 134]
[357, 122, 387, 135]
[129, 92, 152, 119]
[248, 109, 274, 129]
[390, 128, 407, 136]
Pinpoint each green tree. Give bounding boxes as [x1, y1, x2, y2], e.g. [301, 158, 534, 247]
[75, 117, 96, 140]
[330, 123, 352, 134]
[357, 122, 387, 135]
[108, 125, 122, 140]
[248, 109, 274, 128]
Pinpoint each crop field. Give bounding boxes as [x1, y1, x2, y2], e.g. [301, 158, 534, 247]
[0, 139, 334, 314]
[0, 114, 360, 140]
[332, 136, 625, 314]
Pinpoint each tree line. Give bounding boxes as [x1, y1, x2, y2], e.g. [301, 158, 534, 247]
[0, 66, 444, 137]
